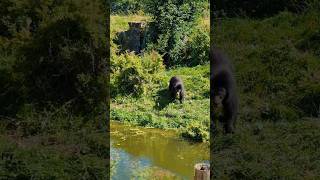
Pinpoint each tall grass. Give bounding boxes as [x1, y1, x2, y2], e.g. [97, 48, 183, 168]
[212, 8, 320, 179]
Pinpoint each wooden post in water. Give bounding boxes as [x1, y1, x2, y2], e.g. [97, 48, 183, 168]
[194, 163, 210, 180]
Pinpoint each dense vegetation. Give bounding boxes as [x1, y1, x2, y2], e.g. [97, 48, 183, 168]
[212, 1, 320, 179]
[111, 0, 210, 143]
[0, 0, 108, 178]
[213, 0, 320, 18]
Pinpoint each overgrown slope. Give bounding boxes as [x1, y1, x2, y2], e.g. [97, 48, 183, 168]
[212, 8, 320, 179]
[110, 14, 210, 141]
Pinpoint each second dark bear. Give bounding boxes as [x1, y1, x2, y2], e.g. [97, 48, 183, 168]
[169, 76, 185, 104]
[211, 47, 238, 134]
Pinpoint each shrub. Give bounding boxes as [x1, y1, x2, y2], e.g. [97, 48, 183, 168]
[260, 102, 299, 121]
[296, 76, 320, 117]
[0, 55, 24, 116]
[181, 122, 209, 142]
[145, 0, 202, 67]
[15, 104, 84, 136]
[111, 51, 164, 97]
[235, 43, 319, 121]
[0, 0, 107, 117]
[213, 0, 320, 18]
[185, 28, 210, 66]
[296, 29, 320, 56]
[111, 0, 146, 14]
[16, 16, 106, 115]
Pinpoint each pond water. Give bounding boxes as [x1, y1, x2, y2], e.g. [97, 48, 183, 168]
[111, 121, 209, 179]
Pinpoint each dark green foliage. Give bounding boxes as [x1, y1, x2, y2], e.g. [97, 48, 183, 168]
[213, 0, 320, 18]
[111, 0, 147, 14]
[0, 0, 107, 116]
[297, 29, 320, 56]
[0, 133, 109, 179]
[212, 3, 320, 178]
[111, 63, 210, 141]
[212, 120, 320, 179]
[185, 28, 210, 66]
[214, 9, 320, 120]
[0, 0, 109, 177]
[181, 122, 209, 142]
[234, 44, 308, 121]
[117, 67, 145, 97]
[0, 56, 23, 116]
[111, 0, 208, 15]
[17, 17, 105, 115]
[111, 0, 209, 68]
[0, 0, 73, 50]
[145, 0, 202, 67]
[111, 51, 164, 97]
[296, 79, 320, 117]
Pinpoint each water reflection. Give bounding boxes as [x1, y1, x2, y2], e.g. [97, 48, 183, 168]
[111, 121, 209, 179]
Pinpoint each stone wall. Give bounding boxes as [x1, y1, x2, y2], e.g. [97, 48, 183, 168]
[114, 22, 146, 54]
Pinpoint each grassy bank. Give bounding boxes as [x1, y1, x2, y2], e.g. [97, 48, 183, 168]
[0, 0, 108, 178]
[0, 107, 108, 178]
[111, 64, 210, 141]
[212, 118, 320, 178]
[212, 9, 320, 179]
[111, 14, 210, 141]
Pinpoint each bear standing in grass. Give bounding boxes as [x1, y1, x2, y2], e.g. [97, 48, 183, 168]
[169, 76, 185, 104]
[211, 47, 238, 134]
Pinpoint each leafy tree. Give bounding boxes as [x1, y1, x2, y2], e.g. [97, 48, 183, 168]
[111, 0, 147, 14]
[145, 0, 203, 67]
[213, 0, 320, 18]
[0, 0, 107, 116]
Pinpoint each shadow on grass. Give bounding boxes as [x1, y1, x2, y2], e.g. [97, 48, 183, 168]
[154, 88, 173, 110]
[203, 90, 210, 98]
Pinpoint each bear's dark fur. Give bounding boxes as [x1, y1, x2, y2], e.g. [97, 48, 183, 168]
[169, 76, 185, 104]
[211, 47, 238, 133]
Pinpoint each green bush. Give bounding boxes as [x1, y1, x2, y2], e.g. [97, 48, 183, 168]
[296, 79, 320, 117]
[111, 0, 146, 14]
[111, 0, 208, 15]
[0, 0, 107, 117]
[145, 0, 202, 67]
[213, 0, 320, 18]
[17, 17, 106, 115]
[15, 104, 84, 136]
[111, 51, 164, 97]
[213, 9, 320, 120]
[181, 122, 209, 142]
[297, 29, 320, 56]
[0, 0, 109, 178]
[185, 28, 210, 66]
[260, 102, 299, 121]
[0, 55, 24, 116]
[236, 44, 319, 120]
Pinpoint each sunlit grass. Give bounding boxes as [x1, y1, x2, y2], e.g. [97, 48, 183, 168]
[111, 15, 151, 39]
[111, 14, 210, 141]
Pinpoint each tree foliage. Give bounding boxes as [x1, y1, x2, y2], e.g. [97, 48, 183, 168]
[0, 0, 107, 116]
[213, 0, 320, 18]
[145, 0, 204, 67]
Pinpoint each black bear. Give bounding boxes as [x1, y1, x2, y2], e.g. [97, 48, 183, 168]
[169, 76, 185, 104]
[211, 47, 238, 134]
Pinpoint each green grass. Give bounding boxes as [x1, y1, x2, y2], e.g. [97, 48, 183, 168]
[111, 65, 210, 141]
[0, 0, 109, 178]
[0, 132, 108, 179]
[0, 106, 109, 178]
[212, 9, 320, 178]
[212, 118, 320, 179]
[111, 15, 151, 40]
[111, 14, 210, 142]
[111, 8, 320, 178]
